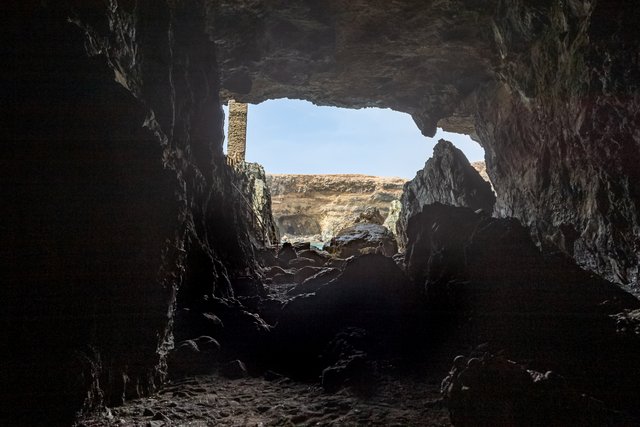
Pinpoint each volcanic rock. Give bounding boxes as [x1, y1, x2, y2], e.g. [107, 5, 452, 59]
[397, 139, 495, 249]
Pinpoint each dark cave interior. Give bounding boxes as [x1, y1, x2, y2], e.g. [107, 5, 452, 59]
[2, 1, 640, 426]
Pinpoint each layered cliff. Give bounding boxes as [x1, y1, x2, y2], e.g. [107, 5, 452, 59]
[266, 174, 406, 242]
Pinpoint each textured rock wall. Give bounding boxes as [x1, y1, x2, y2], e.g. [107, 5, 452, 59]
[1, 1, 257, 423]
[472, 1, 640, 291]
[230, 162, 280, 246]
[267, 174, 406, 242]
[210, 0, 640, 292]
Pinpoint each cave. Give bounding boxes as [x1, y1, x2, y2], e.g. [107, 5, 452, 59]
[3, 1, 640, 426]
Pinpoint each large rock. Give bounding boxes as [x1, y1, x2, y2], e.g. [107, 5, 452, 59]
[328, 223, 398, 258]
[272, 254, 417, 376]
[397, 139, 495, 249]
[404, 203, 638, 314]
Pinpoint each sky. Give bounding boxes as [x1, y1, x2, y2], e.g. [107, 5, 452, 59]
[223, 98, 484, 179]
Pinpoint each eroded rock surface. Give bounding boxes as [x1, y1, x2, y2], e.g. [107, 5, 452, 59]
[267, 174, 405, 242]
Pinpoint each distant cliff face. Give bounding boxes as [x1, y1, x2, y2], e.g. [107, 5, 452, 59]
[266, 174, 406, 242]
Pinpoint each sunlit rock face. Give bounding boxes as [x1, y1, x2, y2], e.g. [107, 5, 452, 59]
[267, 174, 405, 242]
[210, 0, 640, 292]
[397, 139, 496, 249]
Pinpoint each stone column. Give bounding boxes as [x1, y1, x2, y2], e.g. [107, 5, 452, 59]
[227, 100, 248, 165]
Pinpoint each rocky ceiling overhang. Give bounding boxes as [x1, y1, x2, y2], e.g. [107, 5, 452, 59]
[206, 0, 640, 291]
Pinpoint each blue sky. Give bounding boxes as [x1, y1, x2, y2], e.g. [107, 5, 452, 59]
[223, 98, 484, 179]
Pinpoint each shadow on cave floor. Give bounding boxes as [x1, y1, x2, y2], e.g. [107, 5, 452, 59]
[79, 206, 640, 427]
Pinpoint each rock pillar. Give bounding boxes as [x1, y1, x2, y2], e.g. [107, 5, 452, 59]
[227, 100, 248, 165]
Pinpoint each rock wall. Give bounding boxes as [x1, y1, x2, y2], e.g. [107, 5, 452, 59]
[230, 162, 280, 246]
[1, 1, 258, 423]
[266, 174, 406, 242]
[472, 1, 640, 291]
[397, 139, 496, 249]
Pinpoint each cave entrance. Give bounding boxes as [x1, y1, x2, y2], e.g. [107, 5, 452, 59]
[222, 98, 485, 247]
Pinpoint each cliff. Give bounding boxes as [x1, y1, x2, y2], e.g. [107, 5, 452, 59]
[266, 174, 406, 242]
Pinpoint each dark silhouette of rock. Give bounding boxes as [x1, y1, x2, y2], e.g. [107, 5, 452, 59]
[397, 139, 495, 249]
[442, 353, 637, 426]
[277, 243, 298, 267]
[289, 268, 342, 296]
[273, 255, 418, 377]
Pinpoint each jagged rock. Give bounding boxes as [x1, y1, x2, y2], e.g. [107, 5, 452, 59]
[320, 328, 374, 393]
[328, 224, 398, 258]
[267, 174, 406, 242]
[229, 162, 280, 246]
[263, 265, 289, 279]
[397, 140, 495, 249]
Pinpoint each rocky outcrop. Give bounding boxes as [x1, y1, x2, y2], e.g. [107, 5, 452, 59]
[397, 140, 495, 248]
[229, 162, 279, 246]
[267, 174, 405, 242]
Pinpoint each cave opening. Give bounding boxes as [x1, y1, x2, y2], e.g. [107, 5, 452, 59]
[5, 1, 640, 426]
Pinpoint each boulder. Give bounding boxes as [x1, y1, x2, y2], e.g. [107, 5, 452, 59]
[328, 223, 397, 258]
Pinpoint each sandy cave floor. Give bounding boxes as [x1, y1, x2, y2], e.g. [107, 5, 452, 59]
[76, 363, 451, 427]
